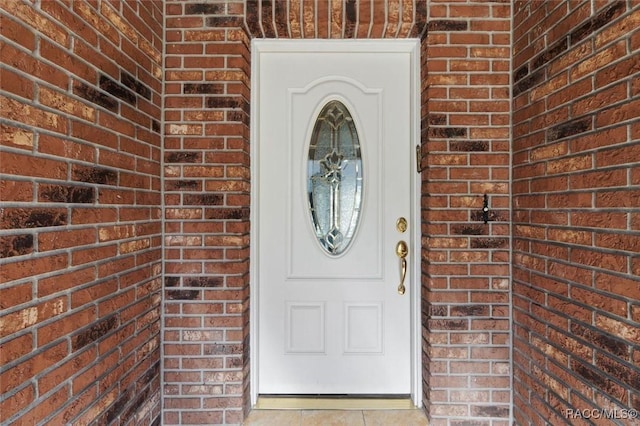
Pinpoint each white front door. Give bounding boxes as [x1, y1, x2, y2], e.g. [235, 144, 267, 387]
[253, 40, 419, 396]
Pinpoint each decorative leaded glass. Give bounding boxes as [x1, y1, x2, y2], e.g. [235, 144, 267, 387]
[307, 100, 363, 255]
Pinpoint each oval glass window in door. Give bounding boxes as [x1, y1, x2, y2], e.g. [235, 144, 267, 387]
[307, 100, 363, 255]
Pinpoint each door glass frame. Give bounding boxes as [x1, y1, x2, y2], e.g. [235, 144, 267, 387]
[249, 39, 422, 407]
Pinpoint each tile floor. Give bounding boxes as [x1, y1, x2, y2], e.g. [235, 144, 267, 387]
[243, 409, 428, 425]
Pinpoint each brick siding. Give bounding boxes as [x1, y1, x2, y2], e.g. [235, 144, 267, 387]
[512, 1, 640, 424]
[422, 2, 512, 424]
[3, 1, 638, 425]
[162, 1, 251, 424]
[0, 1, 163, 424]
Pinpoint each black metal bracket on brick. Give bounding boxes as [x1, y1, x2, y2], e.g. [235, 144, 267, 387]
[482, 194, 490, 224]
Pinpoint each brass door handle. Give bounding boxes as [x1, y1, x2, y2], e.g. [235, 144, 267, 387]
[396, 241, 408, 295]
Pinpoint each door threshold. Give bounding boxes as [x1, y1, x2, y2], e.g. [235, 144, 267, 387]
[255, 396, 415, 410]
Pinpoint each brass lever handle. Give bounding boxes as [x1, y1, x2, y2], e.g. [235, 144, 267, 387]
[396, 241, 408, 295]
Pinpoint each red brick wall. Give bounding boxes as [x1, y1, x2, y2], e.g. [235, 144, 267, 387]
[6, 1, 639, 424]
[165, 1, 512, 425]
[512, 1, 640, 424]
[163, 1, 251, 424]
[0, 1, 163, 424]
[422, 1, 512, 424]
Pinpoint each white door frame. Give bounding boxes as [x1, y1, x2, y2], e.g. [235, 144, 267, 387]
[249, 39, 422, 407]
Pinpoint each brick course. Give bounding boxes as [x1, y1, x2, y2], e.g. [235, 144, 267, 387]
[0, 1, 163, 424]
[513, 1, 640, 424]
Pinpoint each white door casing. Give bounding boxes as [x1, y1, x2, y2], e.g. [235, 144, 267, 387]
[250, 40, 421, 405]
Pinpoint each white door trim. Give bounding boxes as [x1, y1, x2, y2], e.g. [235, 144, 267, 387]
[249, 39, 422, 407]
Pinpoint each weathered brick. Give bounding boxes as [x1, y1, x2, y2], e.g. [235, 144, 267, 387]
[513, 70, 544, 96]
[0, 234, 34, 258]
[99, 74, 136, 105]
[1, 208, 67, 229]
[73, 84, 114, 111]
[513, 1, 638, 422]
[39, 184, 95, 204]
[184, 3, 224, 15]
[183, 83, 224, 94]
[121, 72, 152, 100]
[429, 127, 467, 139]
[428, 20, 468, 32]
[0, 0, 163, 424]
[570, 1, 626, 45]
[166, 289, 200, 300]
[532, 38, 568, 70]
[72, 165, 118, 185]
[72, 316, 118, 351]
[546, 117, 592, 142]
